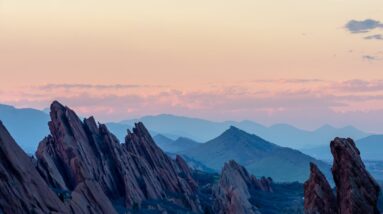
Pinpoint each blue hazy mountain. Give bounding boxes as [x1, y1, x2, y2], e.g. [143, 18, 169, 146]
[303, 135, 383, 161]
[180, 126, 332, 183]
[357, 135, 383, 160]
[120, 114, 232, 142]
[0, 104, 49, 153]
[104, 122, 133, 142]
[0, 103, 372, 154]
[120, 114, 369, 149]
[153, 134, 200, 153]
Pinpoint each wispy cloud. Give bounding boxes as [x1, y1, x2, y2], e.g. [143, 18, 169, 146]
[37, 84, 164, 90]
[335, 80, 383, 92]
[345, 19, 383, 33]
[3, 79, 383, 132]
[362, 55, 380, 61]
[364, 34, 383, 40]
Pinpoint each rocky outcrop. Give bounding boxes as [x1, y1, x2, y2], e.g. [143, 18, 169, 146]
[212, 160, 272, 214]
[331, 137, 380, 214]
[0, 121, 68, 213]
[304, 163, 337, 214]
[35, 101, 201, 213]
[304, 137, 381, 214]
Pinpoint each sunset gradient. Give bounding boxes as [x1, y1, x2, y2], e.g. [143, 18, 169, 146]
[1, 0, 383, 131]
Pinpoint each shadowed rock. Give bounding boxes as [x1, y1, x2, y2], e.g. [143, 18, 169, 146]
[331, 137, 380, 214]
[304, 163, 337, 214]
[0, 121, 68, 213]
[212, 160, 272, 214]
[36, 101, 201, 212]
[304, 137, 381, 214]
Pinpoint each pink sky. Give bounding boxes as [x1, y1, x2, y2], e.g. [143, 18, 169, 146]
[1, 0, 383, 132]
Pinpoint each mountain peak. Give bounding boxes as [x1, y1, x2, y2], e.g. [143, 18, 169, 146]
[50, 100, 65, 110]
[224, 125, 247, 135]
[304, 162, 337, 214]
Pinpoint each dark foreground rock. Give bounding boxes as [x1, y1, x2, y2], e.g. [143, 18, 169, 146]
[0, 121, 68, 213]
[331, 137, 380, 214]
[212, 160, 272, 214]
[35, 101, 201, 213]
[304, 163, 337, 214]
[304, 137, 380, 214]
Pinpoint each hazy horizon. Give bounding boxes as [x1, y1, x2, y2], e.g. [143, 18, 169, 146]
[1, 1, 383, 132]
[0, 101, 380, 134]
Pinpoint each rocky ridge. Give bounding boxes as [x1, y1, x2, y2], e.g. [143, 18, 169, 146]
[304, 163, 337, 214]
[0, 121, 69, 213]
[212, 160, 272, 214]
[0, 101, 201, 213]
[304, 137, 380, 214]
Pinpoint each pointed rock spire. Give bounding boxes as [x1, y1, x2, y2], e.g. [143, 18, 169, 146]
[331, 137, 380, 214]
[304, 163, 337, 214]
[212, 160, 272, 214]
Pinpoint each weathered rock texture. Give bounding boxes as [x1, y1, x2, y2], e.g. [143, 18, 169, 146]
[212, 160, 272, 214]
[331, 137, 380, 214]
[304, 163, 337, 214]
[0, 121, 68, 213]
[35, 101, 201, 213]
[304, 137, 381, 214]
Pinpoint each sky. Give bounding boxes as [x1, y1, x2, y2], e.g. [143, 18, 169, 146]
[1, 0, 383, 132]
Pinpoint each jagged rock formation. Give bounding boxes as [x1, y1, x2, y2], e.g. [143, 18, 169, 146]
[5, 101, 382, 214]
[0, 121, 68, 213]
[212, 160, 272, 214]
[331, 137, 380, 214]
[304, 163, 337, 214]
[35, 101, 201, 213]
[304, 137, 381, 214]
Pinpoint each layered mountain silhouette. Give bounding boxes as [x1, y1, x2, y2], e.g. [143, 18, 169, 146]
[0, 101, 309, 213]
[0, 101, 382, 213]
[120, 114, 369, 149]
[0, 104, 371, 153]
[303, 134, 383, 161]
[0, 104, 49, 153]
[181, 126, 331, 182]
[153, 134, 200, 153]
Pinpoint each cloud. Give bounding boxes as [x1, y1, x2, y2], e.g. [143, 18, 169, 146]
[362, 55, 380, 61]
[281, 79, 324, 84]
[37, 84, 163, 90]
[364, 34, 383, 40]
[336, 80, 383, 92]
[345, 19, 383, 33]
[4, 79, 383, 132]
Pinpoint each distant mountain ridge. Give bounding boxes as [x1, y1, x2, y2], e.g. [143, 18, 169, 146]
[180, 126, 331, 183]
[0, 103, 372, 153]
[303, 134, 383, 161]
[120, 114, 370, 149]
[0, 104, 49, 153]
[153, 134, 200, 153]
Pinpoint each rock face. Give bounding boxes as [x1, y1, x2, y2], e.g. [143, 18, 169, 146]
[304, 163, 337, 214]
[35, 101, 201, 213]
[331, 137, 380, 214]
[212, 160, 272, 214]
[0, 121, 68, 213]
[304, 137, 381, 214]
